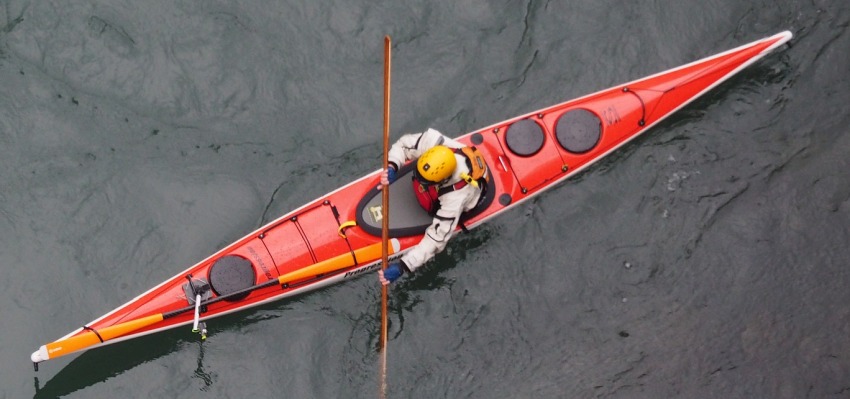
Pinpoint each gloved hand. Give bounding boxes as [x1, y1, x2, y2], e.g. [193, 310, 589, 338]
[378, 166, 397, 189]
[386, 166, 397, 184]
[379, 261, 405, 285]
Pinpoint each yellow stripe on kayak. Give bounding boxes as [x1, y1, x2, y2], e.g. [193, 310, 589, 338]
[43, 313, 164, 360]
[277, 238, 399, 284]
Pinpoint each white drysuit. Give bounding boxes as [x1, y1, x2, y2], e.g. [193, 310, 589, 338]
[386, 128, 483, 273]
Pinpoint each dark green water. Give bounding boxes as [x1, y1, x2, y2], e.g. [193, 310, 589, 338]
[2, 1, 849, 398]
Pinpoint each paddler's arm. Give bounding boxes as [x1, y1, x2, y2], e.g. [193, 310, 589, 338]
[399, 190, 466, 272]
[380, 128, 452, 190]
[387, 128, 457, 168]
[378, 193, 465, 285]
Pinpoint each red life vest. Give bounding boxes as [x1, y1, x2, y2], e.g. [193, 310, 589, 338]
[412, 146, 489, 215]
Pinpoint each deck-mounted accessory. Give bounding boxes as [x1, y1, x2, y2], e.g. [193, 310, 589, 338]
[183, 275, 212, 339]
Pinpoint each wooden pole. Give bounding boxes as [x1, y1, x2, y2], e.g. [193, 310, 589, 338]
[380, 34, 391, 398]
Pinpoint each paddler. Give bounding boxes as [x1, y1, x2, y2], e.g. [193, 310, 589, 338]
[377, 128, 489, 285]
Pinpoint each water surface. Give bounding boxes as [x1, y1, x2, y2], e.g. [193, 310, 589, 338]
[1, 1, 848, 398]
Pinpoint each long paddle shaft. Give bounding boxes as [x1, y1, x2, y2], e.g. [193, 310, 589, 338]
[380, 34, 391, 398]
[32, 239, 400, 365]
[380, 36, 391, 350]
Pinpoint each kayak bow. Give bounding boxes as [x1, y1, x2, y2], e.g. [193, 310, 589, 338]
[32, 239, 400, 364]
[31, 31, 792, 368]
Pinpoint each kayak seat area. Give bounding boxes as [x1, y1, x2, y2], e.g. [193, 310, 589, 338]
[356, 161, 496, 237]
[208, 255, 256, 301]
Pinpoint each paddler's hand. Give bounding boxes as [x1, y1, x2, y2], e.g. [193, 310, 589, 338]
[377, 166, 397, 190]
[379, 262, 405, 285]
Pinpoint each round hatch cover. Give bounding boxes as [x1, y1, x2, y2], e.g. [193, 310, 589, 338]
[505, 119, 545, 157]
[208, 255, 256, 301]
[556, 109, 601, 154]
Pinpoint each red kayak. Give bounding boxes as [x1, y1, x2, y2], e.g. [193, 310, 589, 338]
[31, 31, 792, 367]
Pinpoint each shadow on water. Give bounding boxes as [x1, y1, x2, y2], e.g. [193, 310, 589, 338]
[334, 227, 497, 354]
[30, 281, 364, 397]
[33, 330, 188, 399]
[31, 297, 303, 397]
[33, 225, 496, 397]
[383, 226, 495, 341]
[401, 225, 494, 293]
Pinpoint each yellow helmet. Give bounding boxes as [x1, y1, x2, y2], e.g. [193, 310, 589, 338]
[416, 145, 457, 184]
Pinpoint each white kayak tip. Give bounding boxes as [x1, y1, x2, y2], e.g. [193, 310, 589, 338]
[390, 238, 400, 254]
[31, 346, 48, 363]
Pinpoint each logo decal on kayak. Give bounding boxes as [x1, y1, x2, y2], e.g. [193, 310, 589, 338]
[343, 254, 404, 279]
[369, 205, 383, 222]
[344, 263, 381, 278]
[247, 246, 274, 280]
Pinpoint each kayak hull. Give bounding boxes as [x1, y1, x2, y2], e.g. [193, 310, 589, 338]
[32, 31, 792, 364]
